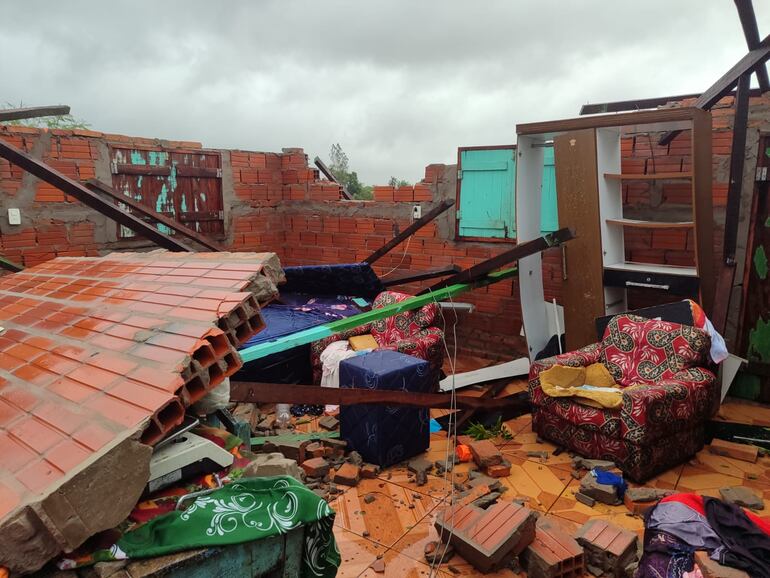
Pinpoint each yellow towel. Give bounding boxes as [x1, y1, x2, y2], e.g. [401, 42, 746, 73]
[539, 363, 622, 409]
[349, 334, 379, 351]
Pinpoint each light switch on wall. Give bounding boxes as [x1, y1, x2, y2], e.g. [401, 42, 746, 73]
[7, 208, 21, 225]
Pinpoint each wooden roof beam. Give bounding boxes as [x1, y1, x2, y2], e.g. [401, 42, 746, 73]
[0, 105, 71, 122]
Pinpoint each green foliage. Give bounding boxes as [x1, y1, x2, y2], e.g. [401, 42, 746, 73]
[1, 102, 90, 129]
[464, 416, 513, 441]
[388, 176, 411, 188]
[327, 143, 373, 200]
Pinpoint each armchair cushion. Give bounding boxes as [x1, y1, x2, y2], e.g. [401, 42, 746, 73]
[621, 366, 717, 445]
[600, 314, 710, 387]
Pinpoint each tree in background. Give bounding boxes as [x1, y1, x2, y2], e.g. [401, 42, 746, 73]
[1, 102, 90, 129]
[388, 176, 411, 188]
[328, 143, 373, 200]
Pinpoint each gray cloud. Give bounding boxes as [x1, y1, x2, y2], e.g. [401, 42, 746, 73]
[1, 1, 768, 183]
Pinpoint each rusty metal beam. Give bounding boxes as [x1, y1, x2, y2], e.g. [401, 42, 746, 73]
[579, 88, 764, 115]
[735, 0, 770, 92]
[365, 199, 455, 264]
[659, 34, 770, 145]
[420, 227, 574, 294]
[85, 179, 224, 252]
[381, 265, 461, 287]
[230, 380, 529, 410]
[0, 105, 70, 122]
[0, 139, 193, 252]
[313, 156, 352, 200]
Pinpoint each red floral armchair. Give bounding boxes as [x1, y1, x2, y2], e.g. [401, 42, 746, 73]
[529, 314, 718, 482]
[310, 291, 444, 385]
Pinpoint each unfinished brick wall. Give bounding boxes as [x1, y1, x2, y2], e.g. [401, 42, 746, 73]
[0, 93, 763, 360]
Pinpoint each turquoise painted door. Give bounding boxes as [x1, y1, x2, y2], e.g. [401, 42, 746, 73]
[458, 148, 516, 239]
[457, 147, 558, 239]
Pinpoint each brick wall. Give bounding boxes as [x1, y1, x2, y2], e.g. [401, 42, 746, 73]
[0, 93, 763, 360]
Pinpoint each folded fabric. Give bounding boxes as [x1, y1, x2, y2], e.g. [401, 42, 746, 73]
[539, 362, 622, 408]
[58, 477, 340, 578]
[647, 501, 724, 551]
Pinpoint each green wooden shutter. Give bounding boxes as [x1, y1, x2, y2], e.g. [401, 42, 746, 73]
[540, 146, 559, 233]
[457, 149, 515, 239]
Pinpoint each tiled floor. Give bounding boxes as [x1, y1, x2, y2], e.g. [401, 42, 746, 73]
[310, 393, 770, 577]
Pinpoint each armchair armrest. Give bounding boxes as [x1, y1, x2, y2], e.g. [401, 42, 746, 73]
[378, 327, 444, 368]
[529, 342, 603, 381]
[310, 324, 373, 383]
[620, 366, 717, 445]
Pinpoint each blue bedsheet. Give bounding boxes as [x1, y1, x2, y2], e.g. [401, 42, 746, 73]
[281, 263, 384, 299]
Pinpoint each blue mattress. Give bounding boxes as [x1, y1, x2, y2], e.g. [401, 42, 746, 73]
[281, 263, 384, 299]
[339, 350, 431, 467]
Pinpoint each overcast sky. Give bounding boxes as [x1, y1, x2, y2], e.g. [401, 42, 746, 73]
[2, 1, 769, 184]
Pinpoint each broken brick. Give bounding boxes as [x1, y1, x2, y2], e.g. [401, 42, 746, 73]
[435, 501, 536, 573]
[485, 463, 511, 478]
[360, 463, 380, 479]
[300, 457, 330, 478]
[333, 463, 360, 486]
[523, 518, 584, 578]
[408, 457, 433, 486]
[277, 439, 310, 464]
[305, 442, 325, 459]
[575, 519, 637, 577]
[623, 488, 673, 516]
[468, 440, 502, 468]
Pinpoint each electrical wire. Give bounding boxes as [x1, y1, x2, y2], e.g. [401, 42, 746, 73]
[378, 235, 412, 279]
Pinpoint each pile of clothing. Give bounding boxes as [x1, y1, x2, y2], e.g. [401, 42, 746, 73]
[637, 493, 770, 577]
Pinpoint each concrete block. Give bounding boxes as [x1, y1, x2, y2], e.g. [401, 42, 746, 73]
[719, 486, 764, 510]
[572, 457, 616, 471]
[709, 439, 758, 463]
[576, 519, 637, 578]
[408, 457, 433, 485]
[435, 501, 536, 573]
[623, 488, 673, 515]
[277, 439, 310, 464]
[523, 518, 585, 578]
[243, 452, 303, 479]
[579, 472, 620, 505]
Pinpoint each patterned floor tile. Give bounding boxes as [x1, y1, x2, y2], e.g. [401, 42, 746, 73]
[716, 399, 770, 427]
[330, 478, 440, 548]
[381, 467, 457, 501]
[496, 457, 572, 513]
[333, 526, 386, 578]
[683, 449, 770, 485]
[358, 548, 443, 577]
[500, 431, 573, 470]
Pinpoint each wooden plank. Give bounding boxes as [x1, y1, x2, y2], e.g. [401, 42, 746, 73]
[439, 358, 530, 392]
[604, 172, 692, 181]
[734, 0, 770, 92]
[175, 166, 221, 178]
[659, 34, 770, 145]
[518, 107, 702, 137]
[0, 139, 194, 252]
[712, 73, 750, 332]
[555, 129, 604, 350]
[381, 265, 461, 287]
[605, 218, 694, 229]
[114, 164, 170, 176]
[364, 199, 455, 264]
[86, 179, 224, 251]
[419, 228, 574, 294]
[238, 266, 520, 362]
[0, 105, 70, 122]
[709, 437, 759, 463]
[230, 381, 530, 411]
[579, 89, 764, 115]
